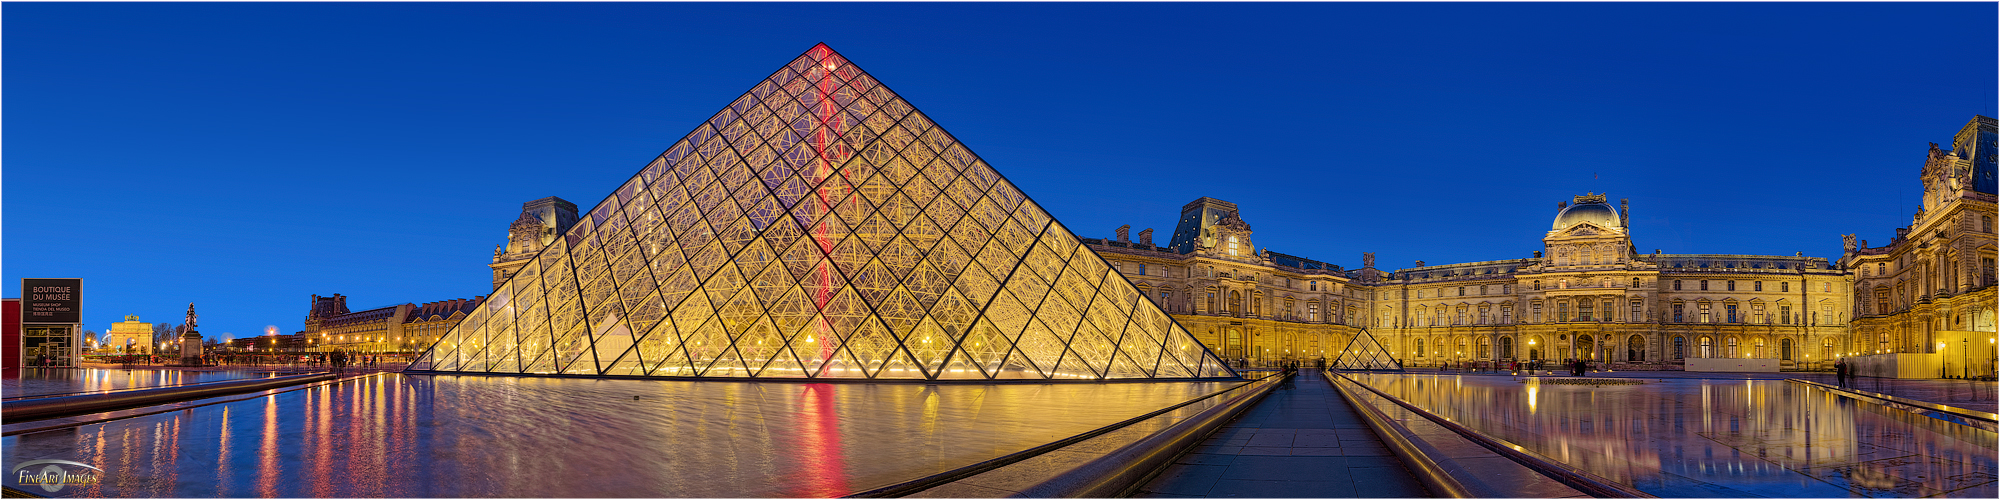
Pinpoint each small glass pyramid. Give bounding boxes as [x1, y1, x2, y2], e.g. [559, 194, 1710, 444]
[1328, 328, 1402, 371]
[408, 44, 1235, 380]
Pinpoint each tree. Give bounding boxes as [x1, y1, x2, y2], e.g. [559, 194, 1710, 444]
[154, 322, 177, 345]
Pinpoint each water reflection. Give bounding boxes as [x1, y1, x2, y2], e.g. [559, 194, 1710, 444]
[4, 374, 1229, 497]
[1348, 373, 1998, 498]
[3, 368, 277, 398]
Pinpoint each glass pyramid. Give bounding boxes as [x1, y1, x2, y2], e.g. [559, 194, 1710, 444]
[408, 44, 1236, 381]
[1329, 328, 1402, 371]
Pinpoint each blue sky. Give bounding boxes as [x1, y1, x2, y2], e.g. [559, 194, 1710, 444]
[4, 3, 1994, 341]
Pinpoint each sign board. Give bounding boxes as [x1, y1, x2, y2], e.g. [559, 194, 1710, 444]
[21, 278, 81, 324]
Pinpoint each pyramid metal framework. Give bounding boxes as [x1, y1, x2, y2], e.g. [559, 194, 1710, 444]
[408, 44, 1236, 380]
[1329, 328, 1402, 371]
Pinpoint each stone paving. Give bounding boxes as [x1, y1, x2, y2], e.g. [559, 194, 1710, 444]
[1135, 370, 1427, 498]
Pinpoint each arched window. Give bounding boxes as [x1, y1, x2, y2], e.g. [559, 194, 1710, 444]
[1780, 339, 1793, 361]
[1753, 338, 1765, 358]
[1477, 337, 1491, 359]
[1726, 337, 1740, 358]
[1820, 338, 1833, 360]
[1413, 338, 1426, 358]
[1457, 338, 1468, 359]
[1224, 329, 1243, 359]
[1228, 290, 1242, 316]
[1533, 280, 1542, 290]
[1628, 335, 1645, 361]
[1673, 336, 1686, 360]
[1698, 336, 1713, 358]
[1500, 337, 1514, 359]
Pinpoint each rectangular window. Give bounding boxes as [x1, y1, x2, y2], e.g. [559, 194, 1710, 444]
[1558, 302, 1570, 322]
[1700, 280, 1709, 291]
[1631, 301, 1642, 322]
[1578, 301, 1593, 321]
[1699, 304, 1711, 323]
[1726, 304, 1738, 323]
[1727, 280, 1735, 291]
[1136, 263, 1147, 276]
[1673, 303, 1684, 322]
[1754, 281, 1762, 291]
[1532, 303, 1542, 323]
[1781, 305, 1792, 324]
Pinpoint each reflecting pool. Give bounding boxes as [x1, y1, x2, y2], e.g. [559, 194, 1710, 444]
[3, 373, 1233, 497]
[1346, 373, 1997, 498]
[3, 369, 279, 399]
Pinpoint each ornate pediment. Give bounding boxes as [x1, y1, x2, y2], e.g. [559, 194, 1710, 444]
[1566, 225, 1600, 237]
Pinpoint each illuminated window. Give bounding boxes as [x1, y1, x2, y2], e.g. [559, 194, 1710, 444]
[1227, 235, 1240, 256]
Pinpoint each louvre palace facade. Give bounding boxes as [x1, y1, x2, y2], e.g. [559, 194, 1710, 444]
[1086, 116, 1997, 370]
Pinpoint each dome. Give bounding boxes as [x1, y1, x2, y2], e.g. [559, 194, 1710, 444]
[1552, 200, 1620, 230]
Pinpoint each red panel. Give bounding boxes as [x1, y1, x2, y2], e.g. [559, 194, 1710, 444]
[3, 298, 21, 370]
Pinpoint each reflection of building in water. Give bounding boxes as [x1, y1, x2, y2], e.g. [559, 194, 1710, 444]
[1085, 116, 1998, 370]
[1356, 375, 1919, 496]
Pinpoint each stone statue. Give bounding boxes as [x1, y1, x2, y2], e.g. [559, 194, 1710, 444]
[185, 303, 198, 329]
[1842, 234, 1857, 253]
[1362, 252, 1375, 269]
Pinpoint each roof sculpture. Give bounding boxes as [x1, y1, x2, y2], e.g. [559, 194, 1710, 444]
[409, 44, 1236, 380]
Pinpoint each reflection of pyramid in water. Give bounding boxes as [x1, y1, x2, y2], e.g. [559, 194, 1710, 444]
[1329, 328, 1401, 371]
[409, 44, 1236, 380]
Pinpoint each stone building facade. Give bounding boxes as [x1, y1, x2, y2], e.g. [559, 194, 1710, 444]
[491, 196, 581, 290]
[1838, 116, 1998, 363]
[103, 315, 155, 354]
[1083, 116, 1996, 370]
[302, 293, 484, 354]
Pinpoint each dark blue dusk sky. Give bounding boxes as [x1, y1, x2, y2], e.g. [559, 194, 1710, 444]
[4, 3, 1994, 341]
